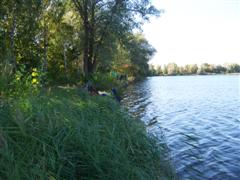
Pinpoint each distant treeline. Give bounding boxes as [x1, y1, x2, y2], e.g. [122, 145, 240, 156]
[149, 63, 240, 76]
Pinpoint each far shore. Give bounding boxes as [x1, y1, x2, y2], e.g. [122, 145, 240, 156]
[150, 73, 240, 77]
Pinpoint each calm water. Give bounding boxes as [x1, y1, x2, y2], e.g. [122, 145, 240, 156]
[122, 75, 240, 180]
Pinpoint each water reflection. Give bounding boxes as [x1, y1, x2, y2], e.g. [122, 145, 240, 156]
[122, 75, 240, 179]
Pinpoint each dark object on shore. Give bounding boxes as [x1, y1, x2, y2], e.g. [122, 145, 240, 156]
[111, 88, 121, 102]
[85, 81, 99, 96]
[88, 86, 99, 96]
[118, 74, 127, 81]
[85, 81, 121, 102]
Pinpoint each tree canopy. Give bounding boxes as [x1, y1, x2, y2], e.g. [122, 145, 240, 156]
[0, 0, 159, 85]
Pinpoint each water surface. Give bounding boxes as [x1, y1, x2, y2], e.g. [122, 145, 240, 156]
[122, 75, 240, 179]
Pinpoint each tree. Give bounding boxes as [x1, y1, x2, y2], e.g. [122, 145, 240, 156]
[108, 34, 156, 77]
[148, 64, 156, 76]
[163, 65, 168, 75]
[178, 66, 186, 75]
[72, 0, 159, 76]
[0, 0, 46, 70]
[185, 64, 198, 74]
[226, 63, 240, 73]
[156, 65, 163, 75]
[0, 0, 160, 86]
[199, 63, 212, 74]
[212, 65, 226, 74]
[166, 63, 178, 75]
[125, 34, 156, 76]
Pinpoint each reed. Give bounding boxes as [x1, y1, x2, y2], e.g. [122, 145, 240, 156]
[0, 88, 174, 179]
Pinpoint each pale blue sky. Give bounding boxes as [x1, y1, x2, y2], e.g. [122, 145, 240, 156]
[143, 0, 240, 66]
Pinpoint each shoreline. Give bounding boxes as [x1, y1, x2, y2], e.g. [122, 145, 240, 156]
[149, 73, 240, 77]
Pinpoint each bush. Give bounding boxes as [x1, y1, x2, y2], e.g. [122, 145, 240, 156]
[90, 72, 119, 91]
[0, 62, 41, 97]
[0, 88, 174, 179]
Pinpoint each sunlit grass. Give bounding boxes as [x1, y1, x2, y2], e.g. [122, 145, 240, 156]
[0, 88, 174, 179]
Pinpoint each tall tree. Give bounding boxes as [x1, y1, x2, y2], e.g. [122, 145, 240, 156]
[125, 34, 156, 76]
[72, 0, 159, 76]
[166, 63, 178, 75]
[0, 0, 44, 70]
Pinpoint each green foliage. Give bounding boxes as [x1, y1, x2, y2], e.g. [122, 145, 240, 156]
[166, 63, 179, 75]
[72, 0, 160, 75]
[91, 73, 119, 91]
[0, 62, 14, 96]
[0, 61, 42, 97]
[1, 0, 157, 86]
[226, 63, 240, 73]
[0, 88, 174, 179]
[0, 1, 173, 178]
[125, 34, 156, 77]
[108, 34, 156, 78]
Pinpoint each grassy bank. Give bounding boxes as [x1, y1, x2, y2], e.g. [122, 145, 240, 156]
[0, 88, 174, 179]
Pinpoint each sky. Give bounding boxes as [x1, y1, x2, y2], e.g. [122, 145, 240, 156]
[143, 0, 240, 66]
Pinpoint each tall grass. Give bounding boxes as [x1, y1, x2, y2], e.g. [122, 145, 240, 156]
[0, 88, 174, 179]
[0, 62, 13, 96]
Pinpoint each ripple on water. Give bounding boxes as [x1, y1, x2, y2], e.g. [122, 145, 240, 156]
[122, 75, 240, 179]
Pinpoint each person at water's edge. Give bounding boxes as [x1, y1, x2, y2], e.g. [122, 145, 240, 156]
[85, 81, 121, 102]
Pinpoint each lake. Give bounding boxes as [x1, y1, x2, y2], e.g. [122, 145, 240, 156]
[122, 75, 240, 179]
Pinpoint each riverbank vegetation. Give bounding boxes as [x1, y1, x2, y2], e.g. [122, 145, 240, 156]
[0, 0, 159, 84]
[0, 0, 176, 179]
[0, 88, 174, 179]
[149, 63, 240, 76]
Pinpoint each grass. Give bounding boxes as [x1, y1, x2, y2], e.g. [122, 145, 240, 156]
[0, 87, 174, 179]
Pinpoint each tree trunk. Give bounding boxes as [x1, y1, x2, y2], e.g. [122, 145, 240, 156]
[83, 24, 89, 76]
[42, 18, 48, 73]
[73, 0, 98, 76]
[87, 3, 96, 75]
[82, 0, 90, 76]
[63, 43, 68, 79]
[10, 4, 17, 71]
